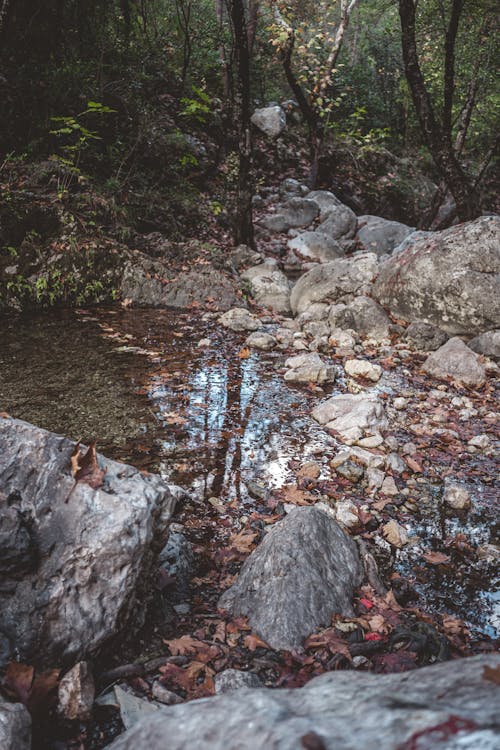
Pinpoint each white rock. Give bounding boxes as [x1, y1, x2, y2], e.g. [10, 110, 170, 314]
[468, 434, 490, 449]
[380, 476, 399, 496]
[284, 353, 336, 384]
[219, 307, 261, 332]
[345, 359, 383, 382]
[393, 397, 407, 410]
[251, 105, 286, 138]
[311, 393, 387, 444]
[58, 661, 95, 721]
[443, 481, 471, 510]
[335, 500, 359, 529]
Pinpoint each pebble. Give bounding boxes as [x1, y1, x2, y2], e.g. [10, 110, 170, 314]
[468, 434, 490, 449]
[152, 682, 183, 705]
[385, 452, 407, 474]
[335, 500, 360, 529]
[382, 519, 408, 548]
[443, 482, 471, 510]
[380, 476, 399, 496]
[357, 434, 384, 449]
[384, 435, 400, 451]
[393, 397, 407, 410]
[366, 468, 385, 490]
[197, 338, 211, 348]
[344, 359, 383, 382]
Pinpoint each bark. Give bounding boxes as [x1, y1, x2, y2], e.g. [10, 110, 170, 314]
[229, 0, 254, 247]
[215, 0, 231, 97]
[399, 0, 480, 222]
[0, 0, 12, 42]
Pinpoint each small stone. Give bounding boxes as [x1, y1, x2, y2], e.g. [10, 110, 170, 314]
[382, 520, 408, 548]
[284, 352, 336, 384]
[380, 476, 399, 496]
[352, 655, 370, 668]
[151, 683, 183, 705]
[344, 359, 382, 382]
[468, 434, 490, 449]
[197, 338, 211, 348]
[477, 544, 500, 561]
[385, 453, 407, 474]
[173, 603, 191, 615]
[384, 436, 400, 451]
[58, 662, 95, 721]
[219, 308, 261, 332]
[443, 482, 471, 510]
[357, 434, 384, 449]
[330, 451, 351, 469]
[214, 670, 263, 695]
[335, 461, 364, 483]
[366, 468, 385, 490]
[335, 500, 360, 529]
[393, 397, 407, 410]
[245, 332, 277, 350]
[401, 442, 417, 456]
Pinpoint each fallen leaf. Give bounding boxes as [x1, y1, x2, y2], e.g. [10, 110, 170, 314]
[228, 530, 257, 553]
[0, 411, 10, 418]
[483, 665, 500, 685]
[163, 635, 205, 656]
[164, 411, 187, 425]
[237, 347, 250, 359]
[305, 629, 351, 661]
[5, 662, 60, 714]
[422, 550, 451, 565]
[70, 442, 106, 489]
[405, 456, 423, 473]
[244, 634, 269, 651]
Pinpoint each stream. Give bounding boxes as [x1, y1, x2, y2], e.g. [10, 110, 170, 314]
[0, 308, 498, 643]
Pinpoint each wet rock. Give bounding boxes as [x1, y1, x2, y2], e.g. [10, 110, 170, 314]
[214, 670, 263, 694]
[305, 190, 343, 220]
[0, 417, 177, 668]
[329, 296, 391, 341]
[317, 204, 357, 240]
[284, 353, 336, 384]
[106, 655, 500, 750]
[382, 520, 408, 547]
[344, 359, 382, 382]
[121, 257, 240, 311]
[218, 506, 363, 650]
[287, 231, 344, 263]
[422, 338, 486, 388]
[311, 393, 387, 444]
[373, 216, 500, 335]
[245, 331, 277, 350]
[468, 329, 500, 361]
[241, 260, 291, 313]
[218, 308, 261, 332]
[0, 696, 31, 750]
[58, 661, 95, 721]
[251, 105, 286, 138]
[151, 683, 183, 706]
[443, 481, 471, 510]
[356, 215, 414, 256]
[403, 321, 449, 351]
[290, 253, 379, 315]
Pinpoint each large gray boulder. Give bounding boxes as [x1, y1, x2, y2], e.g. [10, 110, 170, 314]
[241, 260, 291, 313]
[287, 231, 344, 263]
[305, 190, 343, 220]
[422, 337, 487, 388]
[290, 253, 379, 315]
[106, 655, 500, 750]
[373, 216, 500, 335]
[468, 329, 500, 361]
[317, 203, 357, 240]
[312, 393, 388, 444]
[251, 105, 286, 138]
[0, 697, 31, 750]
[0, 417, 177, 668]
[356, 215, 414, 256]
[329, 296, 391, 341]
[260, 198, 319, 233]
[219, 506, 363, 650]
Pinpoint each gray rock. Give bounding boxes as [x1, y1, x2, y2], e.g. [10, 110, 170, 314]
[228, 244, 263, 271]
[159, 530, 193, 589]
[468, 330, 500, 361]
[214, 670, 263, 694]
[305, 190, 343, 219]
[279, 178, 309, 198]
[392, 230, 433, 254]
[0, 417, 177, 668]
[251, 106, 287, 138]
[373, 216, 500, 335]
[58, 661, 95, 721]
[219, 308, 261, 332]
[344, 359, 382, 382]
[356, 215, 414, 256]
[423, 338, 486, 388]
[245, 331, 277, 350]
[218, 506, 362, 650]
[260, 198, 319, 233]
[121, 256, 240, 311]
[287, 231, 344, 263]
[241, 260, 291, 313]
[403, 321, 449, 351]
[317, 204, 357, 240]
[312, 393, 388, 444]
[329, 296, 391, 341]
[106, 655, 500, 750]
[284, 353, 336, 384]
[443, 481, 471, 510]
[151, 683, 183, 705]
[290, 254, 379, 315]
[0, 696, 31, 750]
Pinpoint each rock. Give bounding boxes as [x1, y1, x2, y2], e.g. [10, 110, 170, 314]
[284, 353, 336, 384]
[296, 303, 331, 325]
[311, 393, 387, 444]
[305, 190, 343, 219]
[0, 696, 31, 750]
[443, 481, 471, 510]
[393, 397, 407, 410]
[329, 328, 357, 352]
[357, 434, 384, 449]
[287, 232, 344, 263]
[214, 670, 263, 694]
[159, 529, 193, 590]
[366, 468, 385, 490]
[228, 244, 263, 271]
[121, 257, 240, 311]
[422, 338, 486, 388]
[279, 178, 309, 198]
[403, 321, 449, 351]
[241, 260, 291, 313]
[380, 477, 399, 496]
[290, 253, 379, 315]
[218, 308, 261, 332]
[317, 203, 357, 240]
[0, 418, 177, 668]
[105, 655, 500, 750]
[245, 331, 277, 350]
[385, 453, 406, 474]
[382, 520, 408, 547]
[251, 105, 286, 138]
[58, 662, 95, 721]
[329, 296, 391, 341]
[468, 434, 490, 449]
[335, 500, 360, 528]
[344, 359, 382, 382]
[218, 506, 363, 650]
[151, 683, 183, 706]
[356, 215, 414, 256]
[373, 216, 500, 335]
[468, 329, 500, 361]
[99, 685, 161, 730]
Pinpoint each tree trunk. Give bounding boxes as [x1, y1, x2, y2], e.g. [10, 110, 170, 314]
[0, 0, 12, 42]
[399, 0, 480, 222]
[229, 0, 254, 247]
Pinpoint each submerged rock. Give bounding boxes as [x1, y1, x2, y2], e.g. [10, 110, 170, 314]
[0, 417, 177, 668]
[218, 506, 363, 650]
[106, 655, 500, 750]
[422, 338, 486, 388]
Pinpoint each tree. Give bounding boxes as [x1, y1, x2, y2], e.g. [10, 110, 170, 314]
[398, 0, 482, 222]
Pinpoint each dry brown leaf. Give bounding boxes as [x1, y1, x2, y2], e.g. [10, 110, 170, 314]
[70, 442, 106, 490]
[422, 550, 451, 565]
[0, 411, 10, 419]
[405, 456, 423, 473]
[483, 665, 500, 685]
[163, 635, 205, 656]
[244, 634, 269, 651]
[228, 530, 258, 553]
[164, 411, 187, 425]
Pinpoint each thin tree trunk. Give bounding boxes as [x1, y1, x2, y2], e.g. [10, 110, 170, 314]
[215, 0, 231, 97]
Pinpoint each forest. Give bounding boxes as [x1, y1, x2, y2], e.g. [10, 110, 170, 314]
[0, 1, 499, 749]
